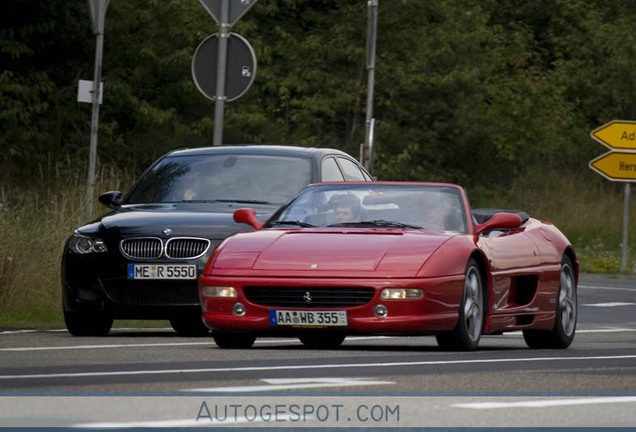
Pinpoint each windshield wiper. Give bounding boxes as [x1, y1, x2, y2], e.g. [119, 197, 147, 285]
[215, 199, 272, 205]
[328, 220, 422, 229]
[270, 220, 316, 228]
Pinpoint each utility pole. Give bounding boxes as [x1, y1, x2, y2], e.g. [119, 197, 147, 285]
[85, 0, 110, 220]
[212, 0, 230, 146]
[364, 0, 378, 174]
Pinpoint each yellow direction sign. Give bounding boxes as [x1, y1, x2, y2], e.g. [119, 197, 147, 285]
[589, 151, 636, 182]
[590, 120, 636, 150]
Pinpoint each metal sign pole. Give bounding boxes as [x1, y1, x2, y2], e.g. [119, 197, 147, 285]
[85, 0, 109, 220]
[364, 0, 378, 174]
[621, 183, 630, 273]
[212, 0, 230, 146]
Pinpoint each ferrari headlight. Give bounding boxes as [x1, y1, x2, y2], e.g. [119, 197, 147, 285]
[68, 233, 108, 254]
[201, 286, 237, 298]
[380, 288, 424, 300]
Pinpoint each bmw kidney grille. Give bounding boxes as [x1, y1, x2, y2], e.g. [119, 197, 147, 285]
[120, 237, 211, 260]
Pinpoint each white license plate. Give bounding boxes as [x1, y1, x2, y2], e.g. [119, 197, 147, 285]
[269, 310, 347, 327]
[127, 264, 197, 280]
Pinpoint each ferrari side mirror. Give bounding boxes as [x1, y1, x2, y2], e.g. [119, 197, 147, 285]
[476, 212, 523, 235]
[233, 208, 265, 230]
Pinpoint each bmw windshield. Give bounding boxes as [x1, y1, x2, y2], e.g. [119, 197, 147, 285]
[125, 154, 311, 206]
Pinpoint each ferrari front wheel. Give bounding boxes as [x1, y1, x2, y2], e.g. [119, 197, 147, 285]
[212, 331, 256, 349]
[436, 258, 485, 351]
[523, 255, 577, 349]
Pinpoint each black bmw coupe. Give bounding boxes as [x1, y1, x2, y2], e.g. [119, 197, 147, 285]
[62, 145, 372, 336]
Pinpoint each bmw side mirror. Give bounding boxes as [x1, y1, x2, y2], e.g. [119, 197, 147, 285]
[98, 191, 123, 209]
[233, 208, 264, 230]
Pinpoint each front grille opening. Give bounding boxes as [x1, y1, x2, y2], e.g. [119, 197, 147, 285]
[120, 237, 211, 260]
[165, 238, 210, 259]
[244, 286, 375, 308]
[120, 238, 162, 259]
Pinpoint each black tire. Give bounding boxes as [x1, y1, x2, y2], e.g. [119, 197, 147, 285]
[212, 331, 256, 349]
[436, 258, 485, 351]
[169, 315, 210, 336]
[64, 309, 113, 336]
[523, 255, 577, 349]
[299, 333, 346, 349]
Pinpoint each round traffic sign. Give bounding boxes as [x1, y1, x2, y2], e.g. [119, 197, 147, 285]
[192, 32, 257, 102]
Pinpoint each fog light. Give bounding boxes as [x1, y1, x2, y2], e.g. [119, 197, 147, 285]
[380, 288, 424, 300]
[233, 302, 246, 316]
[374, 304, 388, 318]
[202, 286, 237, 298]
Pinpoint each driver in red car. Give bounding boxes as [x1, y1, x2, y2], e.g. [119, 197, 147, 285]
[329, 194, 362, 223]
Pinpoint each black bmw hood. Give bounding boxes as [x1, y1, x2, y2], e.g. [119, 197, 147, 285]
[82, 203, 277, 240]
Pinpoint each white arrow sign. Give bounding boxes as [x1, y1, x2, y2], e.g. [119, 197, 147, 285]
[182, 377, 394, 392]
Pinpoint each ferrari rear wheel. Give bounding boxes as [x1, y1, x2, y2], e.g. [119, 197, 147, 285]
[63, 309, 113, 336]
[169, 315, 210, 336]
[436, 258, 485, 351]
[523, 255, 577, 349]
[299, 333, 346, 349]
[212, 331, 256, 349]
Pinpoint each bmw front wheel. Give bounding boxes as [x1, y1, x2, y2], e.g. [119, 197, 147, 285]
[63, 309, 113, 336]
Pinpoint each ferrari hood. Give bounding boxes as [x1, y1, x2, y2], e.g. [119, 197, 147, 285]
[82, 203, 277, 240]
[212, 228, 455, 277]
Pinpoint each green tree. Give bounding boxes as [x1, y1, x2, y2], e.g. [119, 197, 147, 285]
[0, 0, 91, 169]
[3, 0, 636, 187]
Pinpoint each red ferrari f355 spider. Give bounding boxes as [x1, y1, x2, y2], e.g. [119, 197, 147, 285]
[198, 182, 578, 351]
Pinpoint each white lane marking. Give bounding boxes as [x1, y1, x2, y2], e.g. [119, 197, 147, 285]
[0, 341, 214, 352]
[2, 327, 633, 350]
[2, 354, 636, 380]
[582, 302, 636, 308]
[0, 336, 389, 352]
[577, 327, 636, 333]
[0, 329, 40, 335]
[500, 327, 636, 336]
[74, 415, 296, 428]
[0, 328, 172, 335]
[182, 377, 394, 392]
[454, 396, 636, 409]
[579, 284, 636, 293]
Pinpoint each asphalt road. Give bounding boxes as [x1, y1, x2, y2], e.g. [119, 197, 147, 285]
[0, 273, 635, 428]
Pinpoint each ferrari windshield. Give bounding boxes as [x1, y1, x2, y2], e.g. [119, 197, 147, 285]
[125, 154, 311, 205]
[266, 183, 468, 233]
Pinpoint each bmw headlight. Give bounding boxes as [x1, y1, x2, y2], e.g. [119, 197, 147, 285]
[68, 233, 108, 254]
